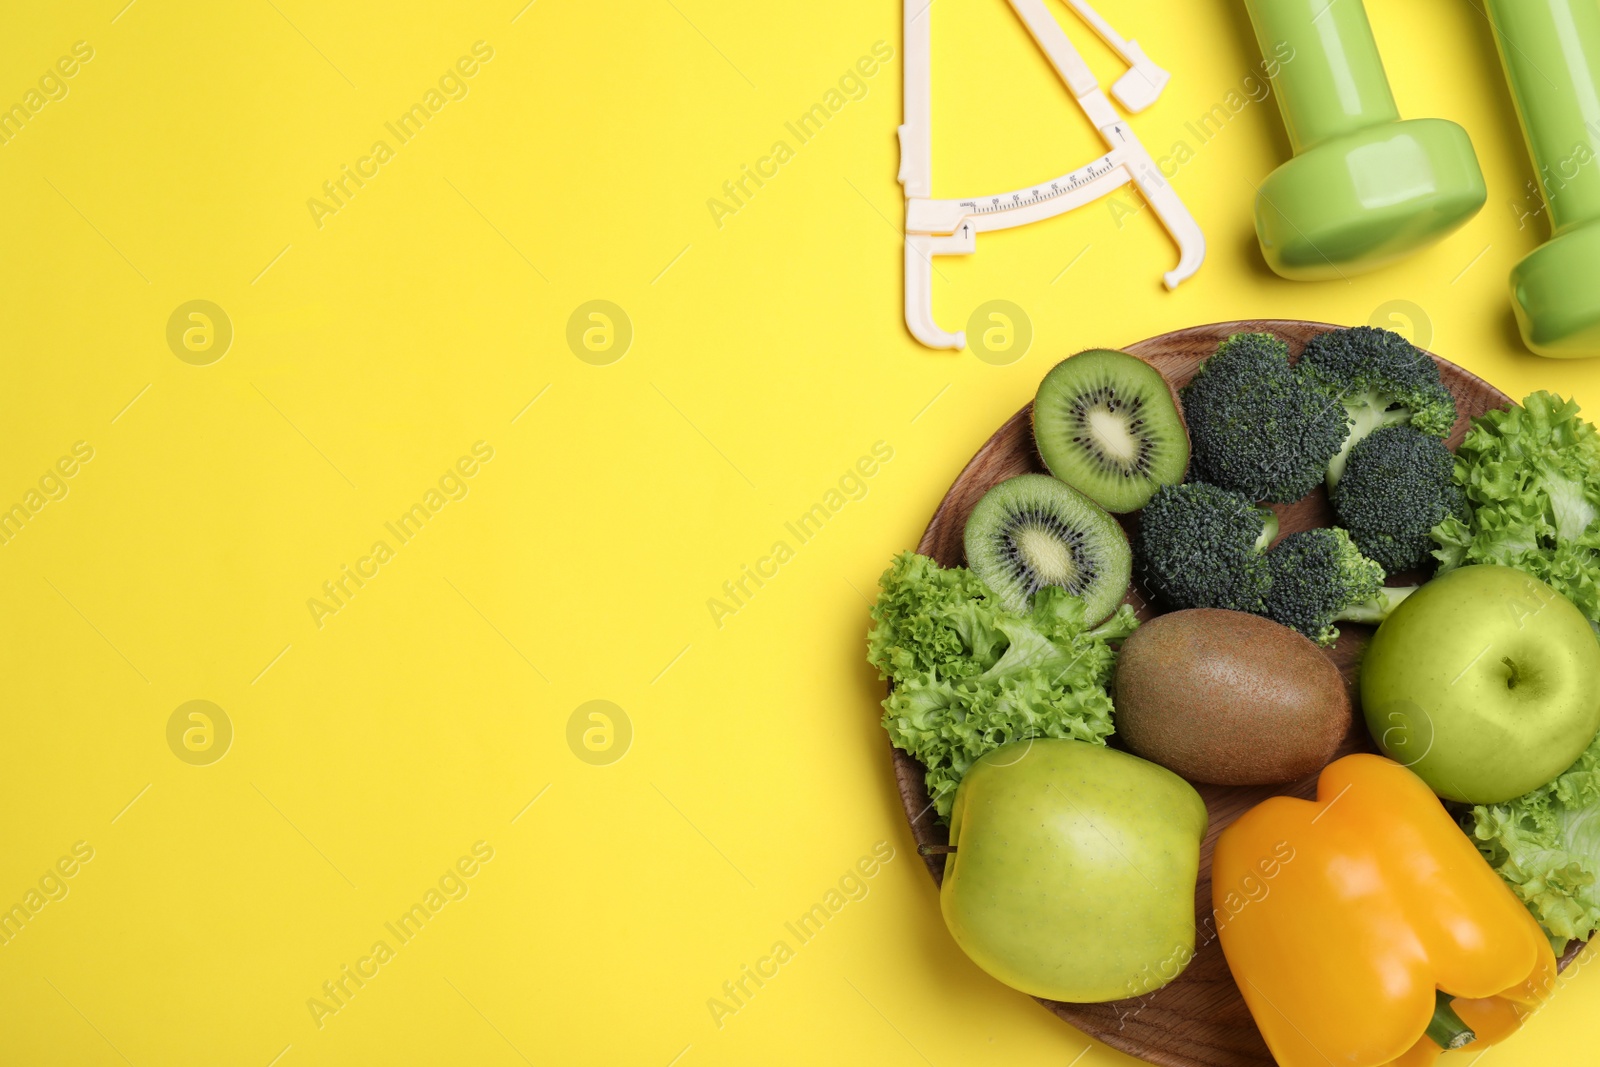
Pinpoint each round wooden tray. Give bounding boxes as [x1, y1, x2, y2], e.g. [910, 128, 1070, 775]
[890, 319, 1581, 1067]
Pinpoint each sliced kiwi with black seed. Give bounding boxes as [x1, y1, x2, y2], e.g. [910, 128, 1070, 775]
[1032, 348, 1189, 513]
[963, 473, 1131, 621]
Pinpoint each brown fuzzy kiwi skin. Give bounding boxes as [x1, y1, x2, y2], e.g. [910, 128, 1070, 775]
[1111, 609, 1349, 786]
[1028, 348, 1190, 495]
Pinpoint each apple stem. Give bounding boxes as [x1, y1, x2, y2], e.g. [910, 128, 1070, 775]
[918, 844, 957, 856]
[1425, 991, 1475, 1050]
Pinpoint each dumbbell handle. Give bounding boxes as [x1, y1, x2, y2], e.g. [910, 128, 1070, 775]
[1244, 0, 1398, 153]
[1484, 0, 1600, 235]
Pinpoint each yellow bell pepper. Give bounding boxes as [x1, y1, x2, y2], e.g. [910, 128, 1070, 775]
[1213, 754, 1556, 1067]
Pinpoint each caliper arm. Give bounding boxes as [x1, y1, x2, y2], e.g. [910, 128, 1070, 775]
[904, 228, 975, 350]
[1102, 124, 1206, 289]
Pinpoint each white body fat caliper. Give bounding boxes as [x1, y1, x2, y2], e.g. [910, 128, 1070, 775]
[898, 0, 1206, 350]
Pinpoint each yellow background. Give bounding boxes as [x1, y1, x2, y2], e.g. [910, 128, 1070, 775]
[3, 0, 1598, 1064]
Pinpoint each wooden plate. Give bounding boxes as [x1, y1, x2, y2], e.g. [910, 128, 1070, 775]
[890, 319, 1582, 1067]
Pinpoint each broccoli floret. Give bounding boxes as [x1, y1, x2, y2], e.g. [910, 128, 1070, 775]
[1180, 332, 1349, 503]
[1330, 424, 1466, 575]
[1298, 326, 1458, 486]
[1136, 482, 1279, 612]
[1264, 528, 1415, 645]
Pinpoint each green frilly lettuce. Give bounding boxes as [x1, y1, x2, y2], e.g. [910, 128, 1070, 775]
[1432, 391, 1600, 630]
[1470, 730, 1600, 948]
[867, 551, 1137, 819]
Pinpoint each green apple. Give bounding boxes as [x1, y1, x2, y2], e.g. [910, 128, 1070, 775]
[1362, 564, 1600, 804]
[939, 738, 1207, 1003]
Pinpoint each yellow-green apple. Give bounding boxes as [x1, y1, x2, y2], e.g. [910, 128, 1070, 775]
[937, 738, 1207, 1002]
[1362, 564, 1600, 804]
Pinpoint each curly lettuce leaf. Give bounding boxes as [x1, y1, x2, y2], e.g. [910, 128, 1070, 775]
[1433, 391, 1600, 631]
[1470, 730, 1600, 948]
[869, 552, 1137, 818]
[867, 551, 1009, 682]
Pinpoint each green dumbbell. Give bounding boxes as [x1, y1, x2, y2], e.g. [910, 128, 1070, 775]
[1485, 0, 1600, 358]
[1243, 0, 1486, 279]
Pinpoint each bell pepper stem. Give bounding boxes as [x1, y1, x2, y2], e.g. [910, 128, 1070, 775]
[1425, 991, 1476, 1050]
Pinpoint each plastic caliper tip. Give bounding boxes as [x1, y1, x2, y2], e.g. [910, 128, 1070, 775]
[1111, 60, 1168, 113]
[907, 323, 965, 350]
[1161, 236, 1206, 290]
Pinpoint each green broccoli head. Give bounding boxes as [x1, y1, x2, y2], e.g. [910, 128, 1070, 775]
[1180, 333, 1349, 503]
[1264, 527, 1413, 645]
[1136, 481, 1279, 612]
[1331, 424, 1466, 575]
[1298, 326, 1458, 485]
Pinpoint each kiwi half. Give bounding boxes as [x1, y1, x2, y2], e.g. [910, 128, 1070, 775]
[963, 474, 1131, 621]
[1032, 349, 1189, 513]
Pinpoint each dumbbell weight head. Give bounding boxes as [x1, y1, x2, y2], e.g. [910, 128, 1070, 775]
[1508, 227, 1600, 358]
[1255, 118, 1486, 281]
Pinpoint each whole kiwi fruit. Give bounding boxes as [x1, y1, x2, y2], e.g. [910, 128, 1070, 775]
[1112, 609, 1350, 785]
